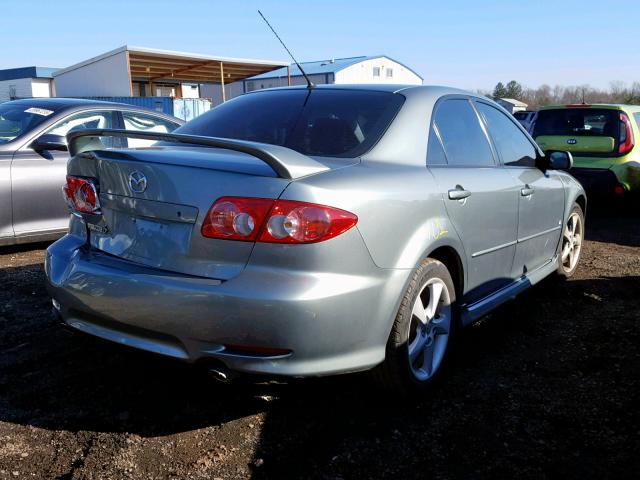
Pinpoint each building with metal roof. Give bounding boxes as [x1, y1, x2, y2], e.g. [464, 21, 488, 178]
[497, 97, 528, 114]
[200, 55, 423, 105]
[0, 66, 58, 102]
[53, 45, 289, 101]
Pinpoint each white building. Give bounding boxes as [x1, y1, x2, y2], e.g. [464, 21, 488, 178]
[0, 67, 57, 102]
[497, 98, 528, 114]
[201, 55, 423, 104]
[53, 46, 288, 100]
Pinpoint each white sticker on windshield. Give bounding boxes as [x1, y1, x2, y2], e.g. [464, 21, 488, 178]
[25, 107, 54, 116]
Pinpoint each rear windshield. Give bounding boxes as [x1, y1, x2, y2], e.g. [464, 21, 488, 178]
[513, 111, 530, 120]
[175, 89, 404, 158]
[533, 108, 619, 138]
[0, 103, 60, 144]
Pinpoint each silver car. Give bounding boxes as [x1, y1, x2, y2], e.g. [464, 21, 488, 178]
[45, 85, 586, 394]
[0, 98, 182, 246]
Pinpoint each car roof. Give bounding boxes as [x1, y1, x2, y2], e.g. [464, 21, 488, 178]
[4, 98, 183, 121]
[6, 97, 140, 109]
[244, 83, 476, 97]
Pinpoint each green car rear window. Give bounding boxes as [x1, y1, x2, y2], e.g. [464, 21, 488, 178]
[533, 108, 619, 138]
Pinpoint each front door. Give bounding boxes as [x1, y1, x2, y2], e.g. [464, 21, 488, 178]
[475, 101, 565, 275]
[427, 98, 519, 303]
[507, 168, 564, 274]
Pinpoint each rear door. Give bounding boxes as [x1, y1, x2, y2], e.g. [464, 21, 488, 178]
[11, 109, 116, 236]
[476, 101, 565, 275]
[427, 97, 520, 302]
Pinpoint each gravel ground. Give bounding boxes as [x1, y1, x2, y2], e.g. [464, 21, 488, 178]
[1, 212, 639, 479]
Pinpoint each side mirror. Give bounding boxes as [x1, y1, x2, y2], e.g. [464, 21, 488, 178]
[31, 134, 68, 152]
[548, 150, 573, 170]
[536, 150, 573, 171]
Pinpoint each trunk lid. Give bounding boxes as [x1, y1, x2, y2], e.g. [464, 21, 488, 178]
[68, 146, 353, 280]
[533, 107, 622, 165]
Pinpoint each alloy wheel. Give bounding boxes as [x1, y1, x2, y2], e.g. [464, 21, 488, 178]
[407, 278, 452, 381]
[561, 212, 583, 273]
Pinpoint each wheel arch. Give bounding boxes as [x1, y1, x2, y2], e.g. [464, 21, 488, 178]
[575, 193, 587, 217]
[426, 245, 465, 302]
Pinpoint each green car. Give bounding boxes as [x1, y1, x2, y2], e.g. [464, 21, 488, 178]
[532, 104, 640, 197]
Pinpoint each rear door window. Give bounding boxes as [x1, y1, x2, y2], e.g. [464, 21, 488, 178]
[46, 110, 115, 148]
[432, 99, 495, 167]
[634, 113, 640, 130]
[122, 111, 180, 148]
[476, 102, 537, 167]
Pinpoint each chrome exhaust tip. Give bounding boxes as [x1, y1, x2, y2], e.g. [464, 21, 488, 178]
[209, 367, 234, 383]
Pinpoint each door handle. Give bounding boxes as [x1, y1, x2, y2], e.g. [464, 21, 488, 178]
[521, 185, 535, 197]
[448, 186, 472, 200]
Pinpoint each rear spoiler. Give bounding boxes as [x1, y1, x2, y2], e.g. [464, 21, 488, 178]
[66, 128, 329, 180]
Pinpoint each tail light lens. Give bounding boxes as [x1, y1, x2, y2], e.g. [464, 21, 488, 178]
[201, 197, 358, 244]
[619, 112, 635, 155]
[614, 184, 626, 196]
[201, 197, 273, 241]
[63, 176, 101, 214]
[258, 200, 357, 244]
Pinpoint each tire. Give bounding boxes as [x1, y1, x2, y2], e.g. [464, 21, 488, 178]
[556, 203, 584, 278]
[372, 258, 457, 395]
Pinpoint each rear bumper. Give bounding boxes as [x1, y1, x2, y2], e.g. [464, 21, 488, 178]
[569, 168, 625, 196]
[45, 233, 409, 377]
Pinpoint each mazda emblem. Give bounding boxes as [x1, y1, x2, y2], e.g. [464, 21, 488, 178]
[129, 171, 147, 193]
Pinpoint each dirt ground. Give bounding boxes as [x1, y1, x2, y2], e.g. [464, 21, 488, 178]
[1, 211, 639, 479]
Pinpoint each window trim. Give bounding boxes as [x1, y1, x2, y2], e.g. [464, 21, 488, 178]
[428, 95, 499, 168]
[473, 99, 540, 169]
[426, 122, 449, 166]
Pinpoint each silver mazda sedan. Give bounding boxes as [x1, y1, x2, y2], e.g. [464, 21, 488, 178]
[45, 85, 586, 394]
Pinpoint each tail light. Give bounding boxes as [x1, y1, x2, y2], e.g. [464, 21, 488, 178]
[258, 200, 357, 244]
[619, 112, 635, 155]
[201, 197, 273, 241]
[201, 197, 357, 244]
[63, 176, 101, 214]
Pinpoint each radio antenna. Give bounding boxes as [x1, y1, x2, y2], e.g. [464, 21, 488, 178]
[258, 10, 314, 90]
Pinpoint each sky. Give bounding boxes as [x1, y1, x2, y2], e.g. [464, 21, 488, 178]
[2, 0, 639, 91]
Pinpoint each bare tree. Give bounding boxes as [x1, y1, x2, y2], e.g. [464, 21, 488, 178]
[496, 81, 640, 109]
